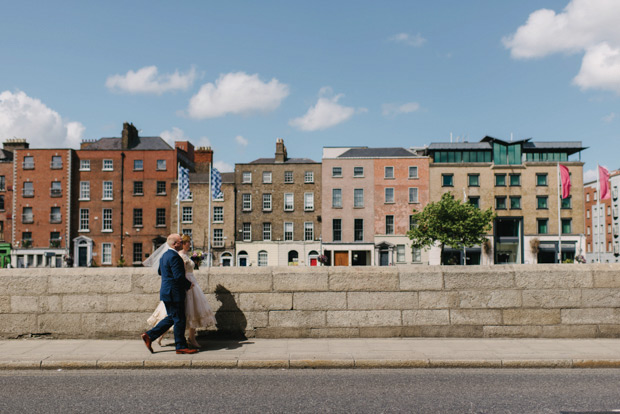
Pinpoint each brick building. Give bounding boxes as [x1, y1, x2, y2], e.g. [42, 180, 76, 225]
[585, 169, 620, 263]
[0, 139, 21, 267]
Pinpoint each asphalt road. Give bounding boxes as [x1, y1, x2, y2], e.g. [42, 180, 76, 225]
[1, 369, 620, 413]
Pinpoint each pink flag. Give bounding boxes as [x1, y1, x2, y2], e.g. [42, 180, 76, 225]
[599, 165, 610, 200]
[559, 164, 571, 199]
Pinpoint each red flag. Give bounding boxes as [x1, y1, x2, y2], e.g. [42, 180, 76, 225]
[559, 164, 571, 199]
[599, 165, 610, 200]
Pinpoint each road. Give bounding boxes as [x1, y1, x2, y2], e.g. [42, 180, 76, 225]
[1, 369, 620, 413]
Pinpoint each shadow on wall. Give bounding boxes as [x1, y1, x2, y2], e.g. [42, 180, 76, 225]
[200, 284, 248, 342]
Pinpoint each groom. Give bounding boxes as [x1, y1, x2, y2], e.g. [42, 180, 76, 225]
[141, 233, 198, 354]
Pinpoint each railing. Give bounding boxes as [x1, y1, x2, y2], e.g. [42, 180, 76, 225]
[22, 215, 33, 223]
[22, 162, 34, 170]
[21, 239, 32, 248]
[49, 239, 61, 248]
[50, 214, 62, 223]
[50, 188, 62, 197]
[212, 240, 224, 248]
[23, 189, 34, 197]
[50, 162, 63, 169]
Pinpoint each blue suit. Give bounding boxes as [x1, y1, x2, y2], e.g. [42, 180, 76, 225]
[146, 249, 192, 350]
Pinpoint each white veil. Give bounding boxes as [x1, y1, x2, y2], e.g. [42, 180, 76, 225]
[142, 242, 171, 271]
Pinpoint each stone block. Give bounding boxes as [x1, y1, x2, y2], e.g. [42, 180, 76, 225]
[0, 274, 47, 295]
[483, 326, 543, 338]
[326, 310, 401, 327]
[328, 268, 399, 291]
[581, 289, 620, 308]
[522, 289, 581, 308]
[459, 290, 521, 309]
[419, 291, 459, 309]
[402, 325, 483, 337]
[502, 309, 560, 325]
[239, 293, 292, 311]
[132, 273, 161, 294]
[269, 310, 325, 328]
[402, 310, 449, 326]
[515, 265, 593, 289]
[443, 268, 515, 290]
[450, 309, 502, 325]
[213, 309, 263, 331]
[38, 296, 62, 313]
[273, 267, 328, 292]
[592, 264, 620, 288]
[10, 296, 38, 313]
[107, 294, 159, 312]
[399, 267, 443, 291]
[597, 325, 620, 338]
[37, 314, 83, 335]
[293, 292, 346, 310]
[561, 308, 620, 324]
[82, 312, 152, 335]
[243, 311, 269, 329]
[0, 296, 9, 313]
[0, 314, 37, 335]
[347, 292, 417, 310]
[309, 328, 360, 338]
[207, 268, 272, 293]
[359, 327, 403, 337]
[255, 327, 311, 338]
[62, 295, 107, 313]
[541, 325, 598, 338]
[49, 273, 132, 294]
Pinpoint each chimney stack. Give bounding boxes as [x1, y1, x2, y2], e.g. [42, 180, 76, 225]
[275, 138, 287, 163]
[194, 146, 213, 173]
[121, 122, 139, 149]
[3, 138, 29, 152]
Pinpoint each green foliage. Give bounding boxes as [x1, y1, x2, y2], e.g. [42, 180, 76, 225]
[407, 192, 495, 251]
[117, 257, 126, 267]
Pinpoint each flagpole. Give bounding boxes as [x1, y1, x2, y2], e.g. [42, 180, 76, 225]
[557, 163, 562, 263]
[207, 162, 212, 267]
[596, 164, 601, 263]
[177, 162, 180, 234]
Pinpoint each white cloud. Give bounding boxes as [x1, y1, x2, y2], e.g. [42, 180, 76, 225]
[214, 160, 234, 173]
[187, 72, 289, 119]
[584, 168, 597, 183]
[235, 135, 248, 147]
[289, 88, 364, 131]
[389, 33, 426, 47]
[0, 90, 85, 148]
[602, 112, 616, 122]
[503, 0, 620, 94]
[382, 102, 421, 117]
[160, 127, 210, 147]
[106, 65, 196, 94]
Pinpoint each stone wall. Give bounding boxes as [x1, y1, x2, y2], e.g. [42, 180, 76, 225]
[1, 264, 620, 339]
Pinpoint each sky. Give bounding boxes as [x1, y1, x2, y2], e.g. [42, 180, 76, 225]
[1, 0, 619, 181]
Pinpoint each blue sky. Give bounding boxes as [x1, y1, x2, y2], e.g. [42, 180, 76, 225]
[1, 0, 618, 179]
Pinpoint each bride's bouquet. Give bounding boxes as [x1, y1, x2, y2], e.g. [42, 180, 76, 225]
[191, 251, 204, 270]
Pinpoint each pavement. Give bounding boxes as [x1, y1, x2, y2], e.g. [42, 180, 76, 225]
[2, 337, 620, 370]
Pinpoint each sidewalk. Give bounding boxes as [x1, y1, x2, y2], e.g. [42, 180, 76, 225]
[1, 338, 620, 370]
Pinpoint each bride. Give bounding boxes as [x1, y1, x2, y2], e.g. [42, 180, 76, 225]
[145, 234, 216, 348]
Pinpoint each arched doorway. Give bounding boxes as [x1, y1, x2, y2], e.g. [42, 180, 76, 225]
[308, 250, 319, 266]
[72, 235, 93, 267]
[237, 251, 248, 267]
[221, 252, 232, 267]
[288, 250, 298, 266]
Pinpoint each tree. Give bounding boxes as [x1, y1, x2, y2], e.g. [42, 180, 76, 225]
[407, 192, 495, 264]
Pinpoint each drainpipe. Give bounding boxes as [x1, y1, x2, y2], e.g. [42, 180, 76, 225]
[120, 152, 125, 261]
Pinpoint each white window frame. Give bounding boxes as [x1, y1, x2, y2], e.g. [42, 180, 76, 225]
[102, 208, 113, 232]
[304, 171, 314, 183]
[408, 166, 418, 179]
[213, 206, 224, 223]
[262, 171, 272, 184]
[242, 171, 252, 184]
[263, 222, 271, 241]
[332, 167, 342, 178]
[103, 159, 113, 171]
[182, 206, 193, 223]
[396, 245, 405, 263]
[102, 243, 112, 265]
[412, 247, 422, 263]
[79, 208, 89, 232]
[258, 251, 268, 267]
[156, 159, 167, 171]
[386, 215, 394, 234]
[134, 159, 143, 171]
[332, 188, 342, 208]
[304, 192, 314, 211]
[353, 166, 364, 177]
[242, 223, 251, 242]
[284, 222, 294, 241]
[385, 188, 394, 203]
[354, 189, 364, 208]
[79, 181, 90, 200]
[284, 171, 294, 183]
[384, 166, 394, 179]
[242, 193, 252, 211]
[284, 193, 294, 211]
[102, 181, 113, 200]
[304, 222, 314, 241]
[80, 159, 90, 171]
[409, 187, 419, 203]
[213, 229, 223, 247]
[263, 193, 272, 211]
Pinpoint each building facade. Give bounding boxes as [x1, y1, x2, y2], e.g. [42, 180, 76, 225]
[585, 169, 620, 263]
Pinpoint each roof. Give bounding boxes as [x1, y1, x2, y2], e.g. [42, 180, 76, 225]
[523, 141, 587, 154]
[221, 172, 235, 183]
[248, 157, 318, 164]
[428, 136, 587, 155]
[427, 142, 491, 150]
[338, 147, 416, 158]
[83, 136, 173, 151]
[0, 149, 14, 162]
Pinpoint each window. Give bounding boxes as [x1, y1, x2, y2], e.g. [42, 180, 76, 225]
[263, 223, 271, 241]
[22, 207, 33, 223]
[562, 218, 572, 234]
[354, 219, 364, 241]
[103, 208, 113, 231]
[537, 196, 548, 209]
[51, 156, 62, 169]
[22, 231, 32, 242]
[587, 226, 591, 235]
[284, 171, 294, 183]
[102, 243, 112, 265]
[304, 192, 314, 211]
[586, 193, 590, 202]
[133, 243, 143, 264]
[495, 174, 506, 186]
[468, 196, 480, 208]
[442, 174, 453, 187]
[156, 208, 166, 227]
[332, 167, 342, 177]
[80, 160, 90, 171]
[354, 189, 364, 208]
[409, 166, 418, 179]
[213, 206, 223, 222]
[182, 228, 192, 238]
[23, 156, 34, 169]
[0, 195, 4, 210]
[587, 210, 590, 219]
[79, 181, 90, 200]
[79, 209, 89, 231]
[333, 219, 342, 241]
[242, 193, 252, 211]
[284, 222, 294, 241]
[384, 166, 394, 179]
[263, 171, 272, 183]
[157, 160, 166, 170]
[409, 187, 418, 203]
[284, 193, 294, 211]
[182, 206, 192, 223]
[213, 229, 223, 247]
[262, 194, 272, 211]
[332, 189, 342, 208]
[385, 188, 394, 203]
[496, 196, 507, 210]
[468, 174, 479, 187]
[157, 181, 166, 195]
[510, 196, 521, 209]
[258, 251, 268, 267]
[561, 196, 572, 209]
[412, 247, 422, 263]
[23, 182, 34, 197]
[304, 222, 314, 241]
[509, 174, 521, 186]
[386, 215, 394, 234]
[103, 159, 113, 171]
[50, 207, 61, 223]
[242, 223, 251, 241]
[396, 245, 405, 263]
[103, 181, 113, 200]
[134, 160, 143, 171]
[134, 208, 143, 226]
[133, 181, 143, 195]
[409, 215, 418, 230]
[50, 181, 62, 197]
[304, 171, 314, 183]
[0, 176, 4, 191]
[353, 167, 364, 177]
[242, 172, 252, 183]
[536, 173, 548, 186]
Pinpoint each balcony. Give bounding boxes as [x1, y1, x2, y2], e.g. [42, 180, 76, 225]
[22, 215, 33, 224]
[49, 239, 61, 248]
[212, 240, 225, 248]
[613, 187, 618, 200]
[50, 188, 62, 197]
[50, 214, 62, 224]
[22, 189, 34, 198]
[614, 207, 619, 219]
[50, 161, 63, 169]
[22, 162, 34, 170]
[21, 239, 32, 248]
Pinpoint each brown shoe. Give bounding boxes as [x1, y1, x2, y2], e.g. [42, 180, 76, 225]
[141, 333, 154, 354]
[176, 348, 198, 354]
